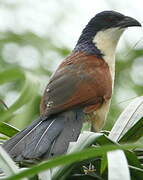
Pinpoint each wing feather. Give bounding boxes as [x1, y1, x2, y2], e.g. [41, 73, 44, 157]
[40, 52, 112, 116]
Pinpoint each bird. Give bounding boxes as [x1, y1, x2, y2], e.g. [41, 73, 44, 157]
[3, 11, 141, 164]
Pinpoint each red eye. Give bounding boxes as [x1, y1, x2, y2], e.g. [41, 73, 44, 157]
[105, 18, 113, 22]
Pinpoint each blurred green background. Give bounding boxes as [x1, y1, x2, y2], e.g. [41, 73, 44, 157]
[0, 0, 143, 131]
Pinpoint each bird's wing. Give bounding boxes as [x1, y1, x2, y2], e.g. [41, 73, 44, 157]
[40, 52, 112, 117]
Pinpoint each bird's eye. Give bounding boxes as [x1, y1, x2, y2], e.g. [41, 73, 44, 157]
[105, 17, 113, 22]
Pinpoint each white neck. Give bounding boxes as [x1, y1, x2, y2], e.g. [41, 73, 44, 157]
[93, 28, 125, 84]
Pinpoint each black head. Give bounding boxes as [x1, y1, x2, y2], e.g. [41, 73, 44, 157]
[93, 11, 141, 29]
[77, 11, 141, 44]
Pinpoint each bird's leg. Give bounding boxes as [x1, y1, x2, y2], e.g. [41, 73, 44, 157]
[91, 124, 96, 132]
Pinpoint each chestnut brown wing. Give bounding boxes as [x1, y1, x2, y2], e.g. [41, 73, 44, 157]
[40, 52, 112, 117]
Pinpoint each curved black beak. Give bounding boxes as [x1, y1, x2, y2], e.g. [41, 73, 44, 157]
[119, 16, 141, 28]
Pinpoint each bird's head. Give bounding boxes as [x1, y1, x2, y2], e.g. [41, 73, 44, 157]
[76, 11, 141, 57]
[88, 11, 141, 31]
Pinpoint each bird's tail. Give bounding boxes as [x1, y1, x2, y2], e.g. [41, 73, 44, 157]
[3, 109, 83, 164]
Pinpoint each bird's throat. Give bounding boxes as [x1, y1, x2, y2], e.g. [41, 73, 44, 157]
[93, 28, 124, 83]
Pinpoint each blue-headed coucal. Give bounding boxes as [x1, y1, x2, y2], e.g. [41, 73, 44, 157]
[3, 11, 141, 163]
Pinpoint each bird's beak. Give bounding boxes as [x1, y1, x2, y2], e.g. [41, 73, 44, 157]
[119, 16, 141, 28]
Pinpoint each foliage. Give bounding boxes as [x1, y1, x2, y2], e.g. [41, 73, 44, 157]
[0, 97, 143, 180]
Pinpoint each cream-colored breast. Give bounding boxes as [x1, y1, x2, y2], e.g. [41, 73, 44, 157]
[90, 101, 111, 131]
[90, 27, 125, 131]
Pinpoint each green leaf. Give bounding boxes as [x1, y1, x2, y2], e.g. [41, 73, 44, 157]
[125, 150, 142, 169]
[4, 143, 143, 180]
[129, 165, 143, 179]
[0, 68, 25, 85]
[0, 146, 28, 180]
[0, 122, 19, 137]
[0, 146, 18, 176]
[119, 117, 143, 143]
[109, 96, 143, 142]
[124, 150, 143, 179]
[52, 132, 103, 180]
[38, 170, 51, 180]
[108, 150, 130, 180]
[95, 134, 117, 146]
[68, 132, 103, 153]
[107, 97, 143, 180]
[0, 74, 39, 122]
[100, 154, 107, 174]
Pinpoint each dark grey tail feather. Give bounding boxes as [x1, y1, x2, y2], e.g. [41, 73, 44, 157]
[42, 109, 84, 159]
[3, 118, 42, 152]
[3, 109, 83, 163]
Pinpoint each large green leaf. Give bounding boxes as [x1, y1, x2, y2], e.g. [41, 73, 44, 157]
[0, 146, 27, 180]
[125, 150, 143, 179]
[94, 134, 117, 175]
[119, 117, 143, 143]
[109, 96, 143, 142]
[4, 143, 143, 180]
[0, 74, 39, 122]
[52, 132, 103, 180]
[0, 68, 25, 85]
[108, 150, 130, 180]
[100, 154, 107, 174]
[107, 96, 143, 180]
[129, 165, 143, 179]
[125, 150, 142, 168]
[0, 122, 19, 137]
[38, 170, 51, 180]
